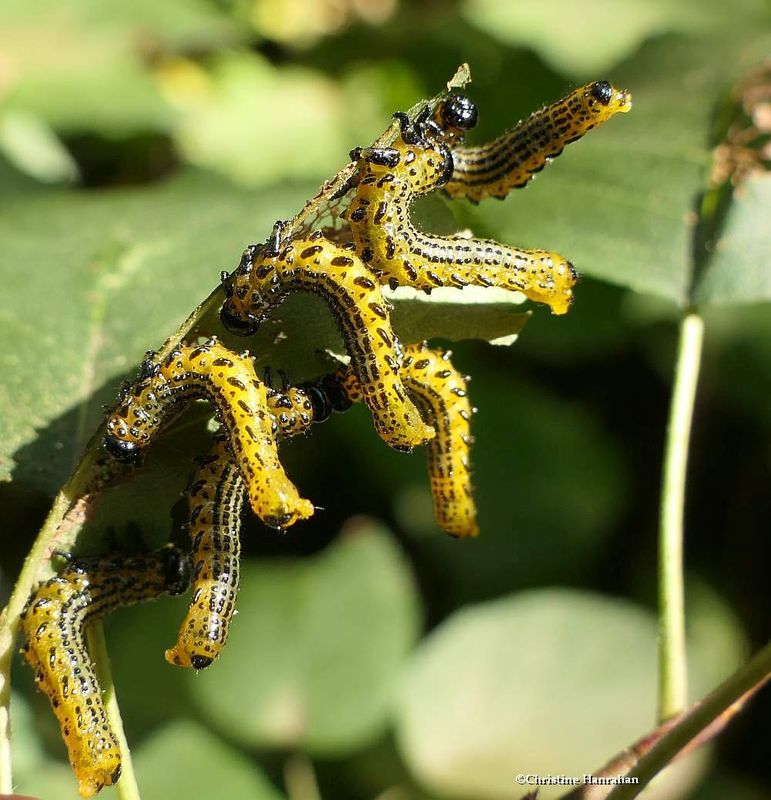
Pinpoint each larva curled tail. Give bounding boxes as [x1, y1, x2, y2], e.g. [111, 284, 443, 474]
[220, 224, 434, 451]
[166, 377, 352, 670]
[337, 343, 478, 538]
[443, 81, 632, 202]
[20, 546, 190, 798]
[345, 126, 578, 315]
[103, 339, 314, 529]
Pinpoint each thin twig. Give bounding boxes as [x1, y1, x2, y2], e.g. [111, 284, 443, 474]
[605, 640, 771, 800]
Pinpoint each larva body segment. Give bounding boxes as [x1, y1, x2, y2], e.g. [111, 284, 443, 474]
[444, 81, 632, 202]
[20, 546, 190, 798]
[222, 228, 434, 450]
[103, 339, 314, 528]
[337, 343, 477, 537]
[166, 377, 353, 669]
[345, 130, 578, 315]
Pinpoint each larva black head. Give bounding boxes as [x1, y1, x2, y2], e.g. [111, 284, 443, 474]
[263, 512, 294, 530]
[305, 385, 332, 424]
[220, 301, 261, 337]
[319, 373, 353, 413]
[589, 81, 613, 106]
[103, 434, 142, 464]
[160, 546, 191, 595]
[190, 654, 214, 670]
[439, 94, 478, 133]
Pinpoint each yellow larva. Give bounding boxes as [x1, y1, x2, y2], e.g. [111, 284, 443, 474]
[444, 82, 632, 202]
[221, 224, 434, 451]
[337, 343, 477, 538]
[344, 82, 630, 315]
[20, 546, 190, 797]
[103, 339, 314, 528]
[166, 377, 352, 670]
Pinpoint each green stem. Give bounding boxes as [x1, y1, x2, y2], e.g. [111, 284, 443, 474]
[606, 640, 771, 800]
[87, 623, 140, 800]
[284, 754, 322, 800]
[658, 311, 704, 721]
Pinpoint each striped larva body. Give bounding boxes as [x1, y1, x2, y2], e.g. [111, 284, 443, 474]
[20, 547, 190, 798]
[444, 81, 632, 202]
[166, 377, 352, 670]
[221, 225, 434, 451]
[338, 343, 477, 537]
[103, 339, 314, 529]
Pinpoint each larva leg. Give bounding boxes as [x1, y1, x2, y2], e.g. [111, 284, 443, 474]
[103, 339, 314, 528]
[20, 546, 190, 797]
[346, 137, 577, 314]
[221, 226, 434, 450]
[443, 82, 632, 202]
[166, 378, 352, 670]
[336, 343, 477, 538]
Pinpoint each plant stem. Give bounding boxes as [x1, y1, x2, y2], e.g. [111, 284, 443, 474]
[658, 311, 704, 721]
[606, 640, 771, 800]
[284, 754, 322, 800]
[87, 623, 141, 800]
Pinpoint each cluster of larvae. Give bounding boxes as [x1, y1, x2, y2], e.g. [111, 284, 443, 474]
[21, 79, 630, 796]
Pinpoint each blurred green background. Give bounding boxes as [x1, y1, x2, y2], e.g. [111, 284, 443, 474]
[1, 1, 769, 799]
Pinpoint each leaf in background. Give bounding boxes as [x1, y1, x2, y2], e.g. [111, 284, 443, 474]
[157, 53, 351, 186]
[0, 112, 79, 184]
[134, 721, 286, 800]
[189, 523, 420, 754]
[694, 175, 771, 305]
[462, 0, 770, 77]
[455, 35, 771, 308]
[395, 588, 746, 800]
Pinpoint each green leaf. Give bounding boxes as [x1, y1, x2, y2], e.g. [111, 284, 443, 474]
[693, 175, 771, 306]
[457, 36, 771, 308]
[462, 0, 771, 77]
[165, 52, 351, 187]
[395, 588, 746, 799]
[189, 523, 420, 754]
[134, 721, 286, 800]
